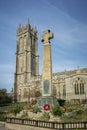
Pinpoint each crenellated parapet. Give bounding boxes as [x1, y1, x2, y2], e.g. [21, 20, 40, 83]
[17, 20, 37, 37]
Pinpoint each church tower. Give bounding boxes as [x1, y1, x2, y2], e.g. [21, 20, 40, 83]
[14, 20, 39, 102]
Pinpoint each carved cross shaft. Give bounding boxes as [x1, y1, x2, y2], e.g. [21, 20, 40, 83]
[41, 30, 54, 44]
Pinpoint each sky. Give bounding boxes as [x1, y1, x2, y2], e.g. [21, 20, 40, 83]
[0, 0, 87, 92]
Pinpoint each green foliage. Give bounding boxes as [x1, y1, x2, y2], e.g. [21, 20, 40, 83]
[31, 106, 41, 113]
[31, 99, 37, 105]
[51, 105, 63, 116]
[0, 89, 12, 105]
[39, 112, 50, 121]
[0, 114, 6, 121]
[76, 109, 84, 115]
[62, 104, 87, 122]
[35, 90, 41, 97]
[13, 105, 23, 116]
[0, 89, 7, 95]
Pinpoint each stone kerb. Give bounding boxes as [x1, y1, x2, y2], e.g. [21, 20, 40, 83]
[5, 123, 52, 130]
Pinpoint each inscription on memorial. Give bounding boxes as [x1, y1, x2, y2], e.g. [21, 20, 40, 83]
[43, 80, 50, 94]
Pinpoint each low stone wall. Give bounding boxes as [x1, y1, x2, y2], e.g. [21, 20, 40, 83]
[5, 123, 52, 130]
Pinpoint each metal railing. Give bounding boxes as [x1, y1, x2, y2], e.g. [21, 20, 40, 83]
[6, 117, 87, 129]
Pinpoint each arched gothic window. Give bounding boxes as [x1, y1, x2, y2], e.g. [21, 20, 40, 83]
[80, 82, 84, 94]
[75, 81, 79, 94]
[74, 78, 84, 95]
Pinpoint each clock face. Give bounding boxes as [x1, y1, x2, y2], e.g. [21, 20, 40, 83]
[43, 80, 50, 94]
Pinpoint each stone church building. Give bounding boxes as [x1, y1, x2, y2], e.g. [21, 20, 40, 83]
[14, 21, 87, 104]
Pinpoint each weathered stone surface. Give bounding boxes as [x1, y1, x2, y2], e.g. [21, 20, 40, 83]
[41, 30, 54, 97]
[16, 110, 43, 120]
[14, 21, 39, 102]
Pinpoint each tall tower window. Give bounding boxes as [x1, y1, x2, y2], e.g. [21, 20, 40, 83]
[23, 88, 28, 98]
[24, 36, 26, 50]
[33, 39, 35, 52]
[31, 55, 36, 76]
[63, 85, 66, 96]
[30, 35, 32, 47]
[18, 56, 23, 72]
[19, 38, 23, 52]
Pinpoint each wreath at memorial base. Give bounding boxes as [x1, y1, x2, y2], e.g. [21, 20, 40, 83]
[44, 104, 50, 110]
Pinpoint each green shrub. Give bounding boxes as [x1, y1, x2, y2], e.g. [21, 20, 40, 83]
[35, 91, 41, 97]
[51, 105, 63, 116]
[13, 105, 23, 116]
[39, 112, 50, 121]
[31, 106, 41, 113]
[76, 109, 84, 115]
[31, 99, 37, 105]
[0, 114, 6, 121]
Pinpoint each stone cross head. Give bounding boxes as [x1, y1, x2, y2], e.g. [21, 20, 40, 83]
[41, 30, 54, 44]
